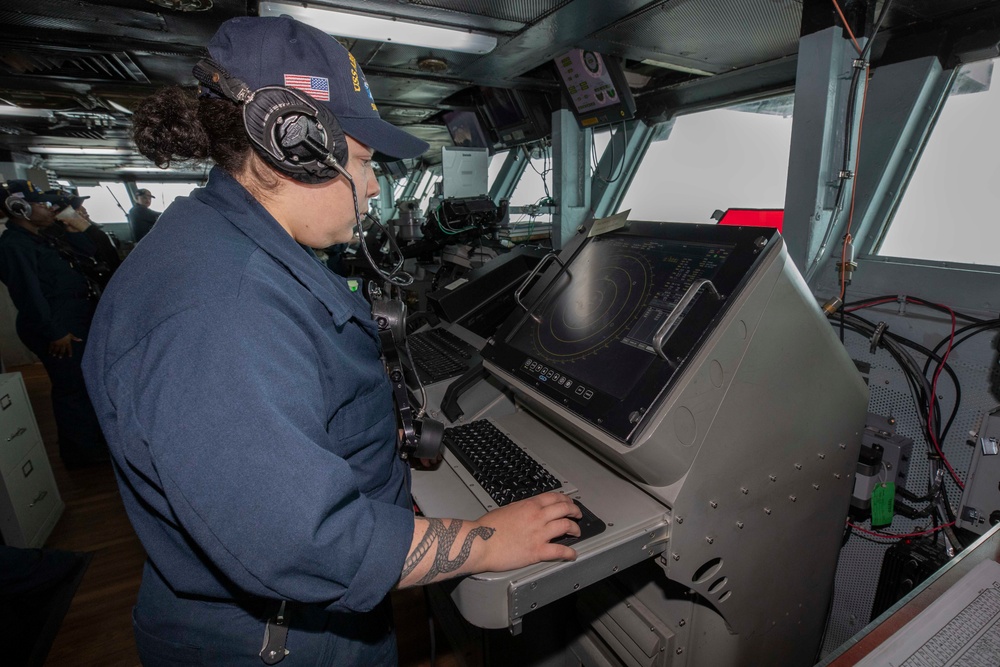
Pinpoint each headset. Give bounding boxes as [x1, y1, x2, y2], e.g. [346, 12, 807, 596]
[193, 58, 348, 185]
[3, 194, 33, 221]
[193, 59, 439, 459]
[194, 58, 414, 288]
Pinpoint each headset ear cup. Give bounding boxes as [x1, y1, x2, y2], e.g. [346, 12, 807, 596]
[242, 86, 348, 184]
[5, 197, 32, 220]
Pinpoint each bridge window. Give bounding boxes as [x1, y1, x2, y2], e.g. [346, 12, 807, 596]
[135, 181, 201, 211]
[76, 182, 132, 224]
[76, 181, 201, 225]
[618, 95, 794, 223]
[876, 59, 1000, 265]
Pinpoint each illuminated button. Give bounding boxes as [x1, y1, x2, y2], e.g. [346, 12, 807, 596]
[545, 370, 554, 378]
[539, 375, 547, 382]
[584, 390, 594, 399]
[558, 378, 567, 386]
[542, 367, 549, 375]
[565, 380, 572, 389]
[575, 386, 585, 395]
[524, 358, 533, 367]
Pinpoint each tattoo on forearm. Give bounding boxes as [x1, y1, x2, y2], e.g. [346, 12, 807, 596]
[401, 519, 495, 584]
[401, 520, 438, 580]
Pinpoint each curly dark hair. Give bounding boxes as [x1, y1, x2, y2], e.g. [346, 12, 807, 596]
[130, 87, 279, 194]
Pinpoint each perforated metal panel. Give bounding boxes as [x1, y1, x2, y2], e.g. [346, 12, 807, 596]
[820, 308, 998, 657]
[0, 1, 165, 35]
[0, 47, 149, 83]
[597, 0, 802, 72]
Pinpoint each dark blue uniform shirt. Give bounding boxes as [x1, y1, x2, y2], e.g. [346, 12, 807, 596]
[0, 223, 96, 344]
[83, 169, 413, 628]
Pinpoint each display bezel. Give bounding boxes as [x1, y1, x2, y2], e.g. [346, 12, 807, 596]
[481, 221, 779, 442]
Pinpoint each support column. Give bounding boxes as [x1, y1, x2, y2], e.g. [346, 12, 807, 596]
[810, 56, 954, 297]
[376, 174, 396, 222]
[782, 25, 866, 280]
[551, 108, 591, 249]
[398, 169, 421, 202]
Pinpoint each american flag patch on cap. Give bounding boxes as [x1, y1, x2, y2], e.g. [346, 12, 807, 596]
[283, 74, 330, 102]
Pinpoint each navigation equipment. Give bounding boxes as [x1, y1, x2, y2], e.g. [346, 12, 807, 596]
[553, 49, 636, 128]
[478, 86, 553, 147]
[415, 218, 868, 666]
[482, 222, 772, 443]
[441, 146, 489, 199]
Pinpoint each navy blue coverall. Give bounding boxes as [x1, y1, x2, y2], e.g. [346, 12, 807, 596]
[0, 223, 110, 465]
[83, 168, 414, 665]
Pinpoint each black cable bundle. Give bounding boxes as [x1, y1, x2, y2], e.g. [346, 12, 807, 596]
[827, 303, 987, 549]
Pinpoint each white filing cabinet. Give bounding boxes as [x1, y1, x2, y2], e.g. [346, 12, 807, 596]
[0, 372, 64, 547]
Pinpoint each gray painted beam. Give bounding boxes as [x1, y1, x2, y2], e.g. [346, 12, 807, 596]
[376, 174, 396, 223]
[552, 109, 591, 249]
[783, 26, 864, 279]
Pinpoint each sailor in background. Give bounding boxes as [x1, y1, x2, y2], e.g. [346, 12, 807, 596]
[0, 180, 115, 468]
[127, 187, 160, 243]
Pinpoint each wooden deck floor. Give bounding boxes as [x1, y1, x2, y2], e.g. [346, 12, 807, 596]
[13, 363, 457, 666]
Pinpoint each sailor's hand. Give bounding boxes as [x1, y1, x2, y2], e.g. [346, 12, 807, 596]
[474, 492, 581, 572]
[49, 333, 83, 358]
[56, 207, 91, 232]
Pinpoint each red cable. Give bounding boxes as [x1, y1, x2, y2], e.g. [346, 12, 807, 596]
[839, 65, 870, 301]
[831, 0, 864, 54]
[847, 520, 956, 540]
[844, 296, 896, 313]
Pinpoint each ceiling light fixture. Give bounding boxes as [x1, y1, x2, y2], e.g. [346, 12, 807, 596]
[258, 1, 498, 55]
[118, 166, 211, 175]
[0, 107, 55, 119]
[640, 58, 714, 77]
[28, 146, 134, 156]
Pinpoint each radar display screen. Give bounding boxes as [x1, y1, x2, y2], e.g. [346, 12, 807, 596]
[506, 236, 731, 399]
[482, 222, 778, 442]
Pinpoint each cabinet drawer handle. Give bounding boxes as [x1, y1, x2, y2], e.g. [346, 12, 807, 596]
[29, 490, 48, 508]
[6, 427, 26, 442]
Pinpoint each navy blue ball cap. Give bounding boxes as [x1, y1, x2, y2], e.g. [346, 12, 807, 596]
[207, 16, 429, 160]
[3, 179, 58, 203]
[44, 189, 90, 211]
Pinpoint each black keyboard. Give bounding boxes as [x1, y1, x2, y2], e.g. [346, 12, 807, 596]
[406, 328, 477, 384]
[443, 420, 562, 506]
[445, 420, 607, 545]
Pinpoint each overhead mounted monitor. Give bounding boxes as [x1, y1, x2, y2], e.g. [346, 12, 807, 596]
[443, 110, 491, 150]
[478, 87, 553, 148]
[553, 49, 636, 128]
